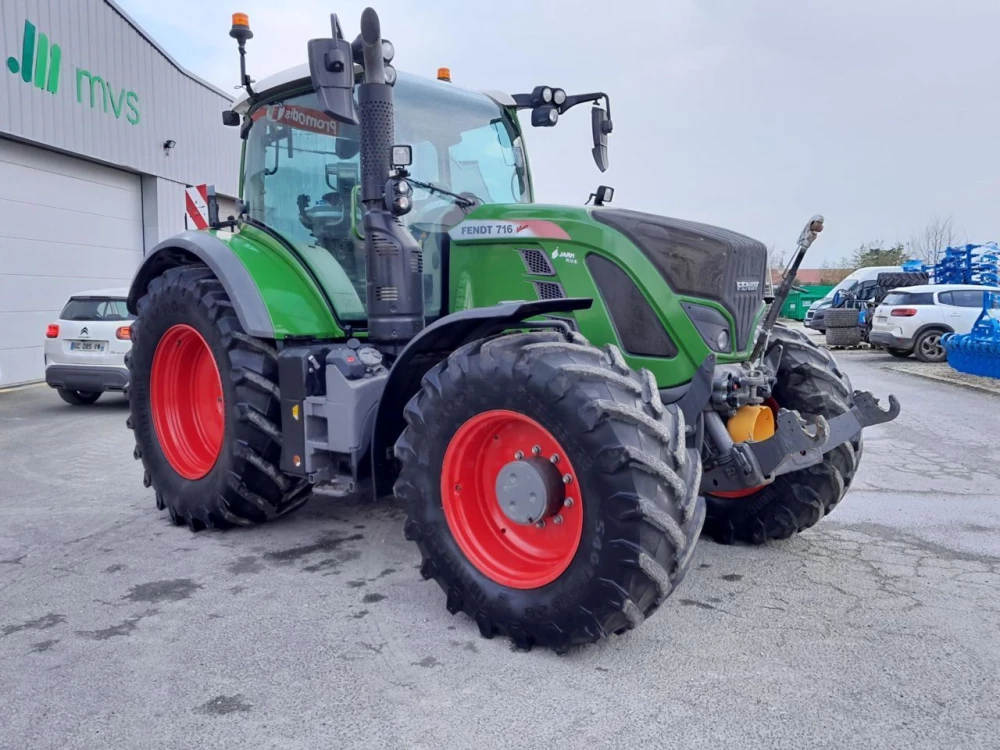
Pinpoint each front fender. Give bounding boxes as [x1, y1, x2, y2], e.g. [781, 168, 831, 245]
[128, 231, 274, 338]
[369, 298, 593, 494]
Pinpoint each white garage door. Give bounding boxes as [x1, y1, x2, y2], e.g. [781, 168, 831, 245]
[0, 138, 143, 387]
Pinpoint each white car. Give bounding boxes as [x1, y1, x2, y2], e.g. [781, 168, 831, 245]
[869, 283, 1000, 362]
[44, 288, 133, 405]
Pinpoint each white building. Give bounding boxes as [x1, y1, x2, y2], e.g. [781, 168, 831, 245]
[0, 0, 240, 386]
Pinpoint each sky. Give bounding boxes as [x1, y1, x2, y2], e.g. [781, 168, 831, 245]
[118, 0, 1000, 266]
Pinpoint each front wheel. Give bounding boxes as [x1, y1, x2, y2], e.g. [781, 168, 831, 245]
[395, 332, 704, 651]
[127, 265, 310, 530]
[57, 389, 101, 406]
[703, 325, 862, 545]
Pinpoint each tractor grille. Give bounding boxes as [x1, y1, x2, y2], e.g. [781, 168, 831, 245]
[375, 286, 399, 302]
[519, 248, 556, 276]
[593, 208, 767, 351]
[533, 281, 565, 300]
[410, 248, 423, 273]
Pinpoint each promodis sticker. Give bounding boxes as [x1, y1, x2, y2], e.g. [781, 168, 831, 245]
[252, 104, 340, 137]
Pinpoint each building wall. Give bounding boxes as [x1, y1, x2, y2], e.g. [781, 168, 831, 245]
[0, 0, 240, 199]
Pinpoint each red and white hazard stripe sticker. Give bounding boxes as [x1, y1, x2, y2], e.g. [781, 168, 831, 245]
[185, 185, 209, 230]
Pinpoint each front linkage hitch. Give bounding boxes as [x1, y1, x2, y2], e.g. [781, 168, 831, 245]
[702, 391, 900, 493]
[702, 213, 902, 495]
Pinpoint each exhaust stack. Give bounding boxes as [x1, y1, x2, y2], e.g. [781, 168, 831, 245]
[356, 8, 424, 356]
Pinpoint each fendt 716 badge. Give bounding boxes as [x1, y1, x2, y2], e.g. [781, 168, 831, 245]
[448, 219, 571, 241]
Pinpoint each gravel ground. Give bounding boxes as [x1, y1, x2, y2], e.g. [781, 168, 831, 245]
[1, 352, 999, 750]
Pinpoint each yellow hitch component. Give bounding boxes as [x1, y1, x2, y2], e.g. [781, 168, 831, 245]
[727, 405, 775, 443]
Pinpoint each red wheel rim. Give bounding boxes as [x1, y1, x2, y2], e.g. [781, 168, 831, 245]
[440, 410, 583, 589]
[708, 398, 780, 499]
[150, 324, 225, 480]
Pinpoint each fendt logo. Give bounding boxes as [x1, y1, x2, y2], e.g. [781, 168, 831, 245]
[5, 20, 60, 94]
[5, 18, 140, 125]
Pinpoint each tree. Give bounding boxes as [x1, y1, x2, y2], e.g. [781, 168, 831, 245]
[908, 216, 962, 266]
[850, 241, 907, 268]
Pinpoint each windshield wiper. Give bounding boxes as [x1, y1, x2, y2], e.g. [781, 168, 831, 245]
[407, 178, 477, 209]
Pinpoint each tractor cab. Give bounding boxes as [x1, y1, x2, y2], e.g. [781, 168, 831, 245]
[233, 70, 532, 324]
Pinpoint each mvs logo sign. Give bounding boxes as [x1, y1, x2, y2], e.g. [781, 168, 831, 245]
[5, 18, 140, 125]
[5, 19, 60, 94]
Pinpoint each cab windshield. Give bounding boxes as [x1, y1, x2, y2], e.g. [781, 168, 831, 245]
[242, 73, 530, 323]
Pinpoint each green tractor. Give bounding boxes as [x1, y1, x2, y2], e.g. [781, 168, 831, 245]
[125, 8, 899, 650]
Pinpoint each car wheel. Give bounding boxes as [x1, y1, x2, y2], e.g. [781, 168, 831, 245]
[886, 347, 912, 358]
[57, 389, 101, 406]
[914, 329, 947, 363]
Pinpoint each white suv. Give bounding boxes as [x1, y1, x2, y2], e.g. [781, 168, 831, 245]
[869, 283, 1000, 362]
[44, 288, 133, 405]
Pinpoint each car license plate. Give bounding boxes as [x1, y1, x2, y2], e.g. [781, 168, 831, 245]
[70, 341, 106, 352]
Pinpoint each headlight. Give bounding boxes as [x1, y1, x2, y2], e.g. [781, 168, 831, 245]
[553, 88, 566, 106]
[381, 40, 395, 62]
[716, 329, 730, 351]
[384, 65, 397, 85]
[541, 87, 553, 103]
[682, 302, 733, 353]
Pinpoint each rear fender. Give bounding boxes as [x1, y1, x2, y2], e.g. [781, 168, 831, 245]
[128, 231, 274, 338]
[370, 298, 593, 496]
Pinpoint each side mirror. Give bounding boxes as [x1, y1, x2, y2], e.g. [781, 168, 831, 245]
[588, 185, 614, 206]
[591, 106, 612, 173]
[222, 110, 240, 127]
[308, 14, 358, 125]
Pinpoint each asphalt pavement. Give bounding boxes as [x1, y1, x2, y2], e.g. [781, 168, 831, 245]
[1, 349, 998, 750]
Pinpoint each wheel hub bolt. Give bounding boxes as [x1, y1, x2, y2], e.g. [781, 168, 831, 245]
[514, 450, 524, 460]
[535, 520, 545, 529]
[553, 515, 564, 525]
[550, 454, 560, 464]
[564, 498, 574, 508]
[531, 445, 541, 456]
[562, 473, 572, 484]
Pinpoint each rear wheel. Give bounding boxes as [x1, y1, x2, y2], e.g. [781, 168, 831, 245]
[703, 325, 862, 545]
[914, 329, 947, 363]
[396, 332, 704, 651]
[127, 264, 310, 530]
[57, 389, 101, 406]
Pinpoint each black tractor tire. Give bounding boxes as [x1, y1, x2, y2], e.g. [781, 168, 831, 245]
[886, 347, 912, 358]
[825, 327, 863, 347]
[395, 331, 704, 652]
[704, 324, 863, 545]
[825, 309, 860, 329]
[57, 389, 101, 405]
[127, 264, 310, 530]
[913, 328, 947, 363]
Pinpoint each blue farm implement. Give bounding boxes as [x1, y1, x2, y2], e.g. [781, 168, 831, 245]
[943, 291, 1000, 379]
[923, 243, 1000, 286]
